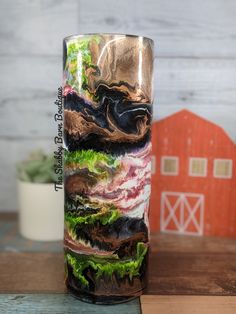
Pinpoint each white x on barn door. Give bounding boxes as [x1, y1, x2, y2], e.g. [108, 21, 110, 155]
[160, 192, 204, 236]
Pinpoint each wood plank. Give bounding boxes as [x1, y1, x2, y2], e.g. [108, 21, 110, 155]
[147, 251, 236, 295]
[0, 56, 60, 97]
[154, 58, 236, 108]
[0, 55, 59, 139]
[141, 295, 236, 314]
[1, 0, 236, 58]
[151, 233, 236, 254]
[0, 220, 62, 253]
[78, 0, 236, 58]
[0, 294, 140, 314]
[0, 0, 79, 56]
[0, 253, 65, 293]
[149, 234, 236, 295]
[0, 94, 55, 139]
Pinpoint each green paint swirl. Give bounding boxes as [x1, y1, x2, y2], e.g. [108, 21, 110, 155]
[64, 149, 120, 179]
[66, 242, 148, 288]
[65, 35, 101, 98]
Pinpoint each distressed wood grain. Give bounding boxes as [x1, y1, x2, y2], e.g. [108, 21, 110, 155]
[0, 55, 60, 139]
[78, 0, 236, 58]
[141, 295, 236, 314]
[0, 56, 60, 96]
[147, 251, 236, 295]
[151, 233, 236, 254]
[154, 58, 236, 107]
[0, 252, 65, 293]
[0, 219, 63, 253]
[1, 0, 236, 58]
[0, 294, 141, 314]
[0, 0, 79, 56]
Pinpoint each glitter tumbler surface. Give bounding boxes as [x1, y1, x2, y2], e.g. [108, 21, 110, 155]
[63, 34, 154, 304]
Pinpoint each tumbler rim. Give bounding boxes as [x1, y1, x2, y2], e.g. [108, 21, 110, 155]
[63, 33, 154, 45]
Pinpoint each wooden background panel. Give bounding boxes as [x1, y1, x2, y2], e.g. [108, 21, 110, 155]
[0, 95, 55, 139]
[1, 0, 235, 58]
[0, 0, 79, 56]
[0, 55, 60, 140]
[78, 0, 236, 58]
[0, 294, 140, 314]
[141, 296, 236, 314]
[155, 59, 236, 107]
[0, 56, 61, 96]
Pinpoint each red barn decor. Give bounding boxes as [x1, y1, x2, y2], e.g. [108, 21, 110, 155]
[150, 109, 236, 237]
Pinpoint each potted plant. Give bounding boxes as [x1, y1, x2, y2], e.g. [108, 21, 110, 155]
[17, 150, 64, 241]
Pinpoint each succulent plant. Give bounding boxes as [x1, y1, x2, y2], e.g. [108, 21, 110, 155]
[17, 149, 57, 183]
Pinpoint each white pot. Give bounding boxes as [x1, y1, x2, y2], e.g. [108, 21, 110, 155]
[18, 181, 64, 241]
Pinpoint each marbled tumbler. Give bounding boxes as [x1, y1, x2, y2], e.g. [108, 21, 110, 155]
[63, 34, 154, 304]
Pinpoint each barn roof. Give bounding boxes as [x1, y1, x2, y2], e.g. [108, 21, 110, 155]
[153, 109, 236, 147]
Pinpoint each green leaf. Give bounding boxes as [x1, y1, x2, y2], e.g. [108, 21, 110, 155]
[16, 150, 58, 184]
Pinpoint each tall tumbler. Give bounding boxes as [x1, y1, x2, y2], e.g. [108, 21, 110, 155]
[63, 34, 154, 304]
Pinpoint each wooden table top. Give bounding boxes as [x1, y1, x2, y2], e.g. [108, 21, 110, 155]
[1, 213, 236, 313]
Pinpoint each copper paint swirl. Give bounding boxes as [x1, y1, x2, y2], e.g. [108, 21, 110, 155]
[63, 34, 154, 304]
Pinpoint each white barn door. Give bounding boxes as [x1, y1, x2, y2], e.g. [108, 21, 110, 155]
[160, 192, 204, 236]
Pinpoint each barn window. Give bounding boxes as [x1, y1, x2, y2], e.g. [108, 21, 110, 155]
[151, 155, 156, 175]
[189, 158, 207, 177]
[161, 156, 179, 176]
[213, 159, 233, 179]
